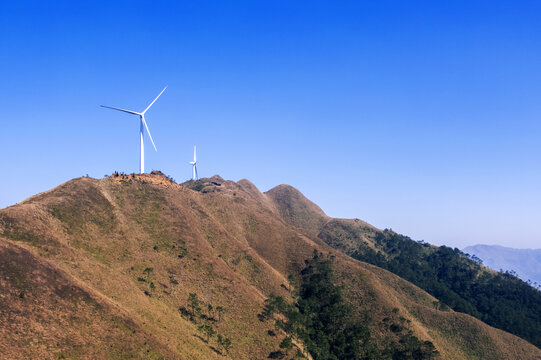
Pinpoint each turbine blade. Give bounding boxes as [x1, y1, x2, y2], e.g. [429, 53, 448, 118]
[141, 116, 157, 152]
[194, 145, 196, 162]
[142, 86, 167, 114]
[100, 105, 140, 115]
[195, 165, 198, 180]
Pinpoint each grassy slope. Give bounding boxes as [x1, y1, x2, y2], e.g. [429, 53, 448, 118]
[0, 237, 178, 360]
[0, 173, 539, 359]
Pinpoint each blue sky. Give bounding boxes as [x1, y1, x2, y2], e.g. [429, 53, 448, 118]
[1, 1, 541, 249]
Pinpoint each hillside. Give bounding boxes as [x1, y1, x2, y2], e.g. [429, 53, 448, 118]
[0, 237, 180, 359]
[314, 220, 541, 347]
[0, 172, 539, 359]
[271, 185, 541, 349]
[464, 244, 541, 287]
[262, 185, 541, 348]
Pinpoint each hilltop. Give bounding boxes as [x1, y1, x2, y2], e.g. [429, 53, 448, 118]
[0, 172, 539, 359]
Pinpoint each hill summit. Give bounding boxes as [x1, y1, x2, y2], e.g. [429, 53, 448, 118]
[0, 172, 539, 359]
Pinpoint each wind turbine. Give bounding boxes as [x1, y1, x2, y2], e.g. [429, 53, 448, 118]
[101, 86, 167, 174]
[189, 146, 198, 180]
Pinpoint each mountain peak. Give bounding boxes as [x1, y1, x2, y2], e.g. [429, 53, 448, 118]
[108, 170, 179, 188]
[265, 184, 328, 235]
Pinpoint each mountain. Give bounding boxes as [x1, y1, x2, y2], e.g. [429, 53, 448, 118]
[265, 184, 329, 236]
[314, 221, 541, 349]
[463, 244, 541, 287]
[0, 172, 539, 359]
[266, 182, 541, 349]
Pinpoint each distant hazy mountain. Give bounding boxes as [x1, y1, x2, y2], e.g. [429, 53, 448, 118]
[463, 244, 541, 286]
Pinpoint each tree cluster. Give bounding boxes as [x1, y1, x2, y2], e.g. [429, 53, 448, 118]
[349, 230, 541, 347]
[181, 293, 231, 356]
[261, 252, 439, 360]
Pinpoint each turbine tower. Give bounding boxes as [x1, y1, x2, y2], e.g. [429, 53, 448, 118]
[189, 146, 198, 180]
[101, 86, 167, 174]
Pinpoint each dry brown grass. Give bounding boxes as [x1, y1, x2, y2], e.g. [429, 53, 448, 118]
[0, 237, 179, 360]
[0, 173, 539, 359]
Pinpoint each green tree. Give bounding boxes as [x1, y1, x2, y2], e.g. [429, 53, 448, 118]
[217, 334, 232, 355]
[188, 293, 201, 318]
[143, 267, 153, 277]
[216, 306, 223, 321]
[198, 323, 215, 343]
[217, 334, 224, 353]
[221, 337, 232, 355]
[279, 336, 293, 357]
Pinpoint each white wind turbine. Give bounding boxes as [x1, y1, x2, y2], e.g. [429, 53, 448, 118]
[189, 146, 198, 180]
[101, 86, 167, 174]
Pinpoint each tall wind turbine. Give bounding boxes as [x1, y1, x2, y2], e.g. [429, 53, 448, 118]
[101, 86, 167, 174]
[189, 146, 198, 180]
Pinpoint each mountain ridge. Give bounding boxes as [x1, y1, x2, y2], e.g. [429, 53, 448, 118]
[0, 172, 539, 359]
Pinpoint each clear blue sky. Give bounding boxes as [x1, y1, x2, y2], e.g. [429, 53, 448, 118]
[1, 1, 541, 249]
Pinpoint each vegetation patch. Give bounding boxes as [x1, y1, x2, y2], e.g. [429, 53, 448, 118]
[339, 229, 541, 347]
[181, 293, 231, 355]
[0, 213, 53, 247]
[261, 252, 439, 360]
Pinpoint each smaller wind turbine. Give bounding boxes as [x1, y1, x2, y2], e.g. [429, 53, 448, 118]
[189, 146, 198, 180]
